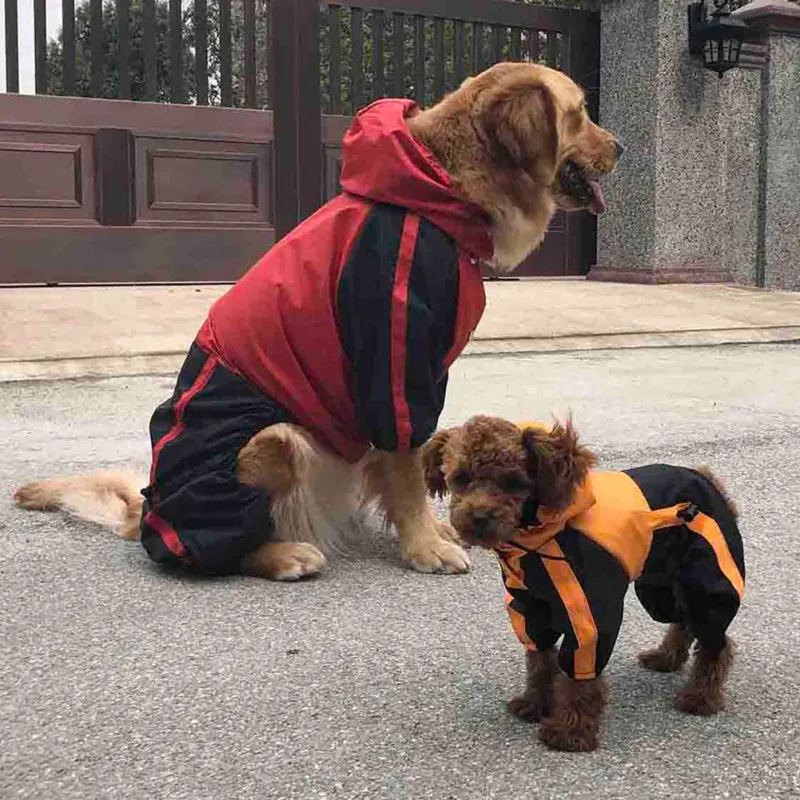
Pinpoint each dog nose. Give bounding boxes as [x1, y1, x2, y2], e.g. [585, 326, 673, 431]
[471, 511, 492, 536]
[614, 139, 625, 159]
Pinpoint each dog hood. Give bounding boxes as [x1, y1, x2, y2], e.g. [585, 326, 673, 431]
[340, 99, 494, 261]
[512, 481, 597, 552]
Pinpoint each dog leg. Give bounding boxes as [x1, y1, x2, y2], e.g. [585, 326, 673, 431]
[373, 450, 470, 574]
[508, 648, 558, 722]
[240, 541, 326, 581]
[638, 623, 695, 673]
[237, 424, 326, 580]
[676, 637, 734, 716]
[538, 675, 608, 752]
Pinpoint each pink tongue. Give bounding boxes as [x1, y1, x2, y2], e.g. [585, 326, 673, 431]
[588, 180, 607, 215]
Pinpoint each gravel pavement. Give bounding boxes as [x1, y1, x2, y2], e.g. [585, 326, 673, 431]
[2, 343, 799, 800]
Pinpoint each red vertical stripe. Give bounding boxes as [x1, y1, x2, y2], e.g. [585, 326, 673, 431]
[146, 353, 217, 561]
[389, 213, 420, 451]
[149, 355, 218, 486]
[143, 509, 188, 559]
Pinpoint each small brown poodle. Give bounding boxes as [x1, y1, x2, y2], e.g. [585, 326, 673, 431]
[423, 415, 745, 752]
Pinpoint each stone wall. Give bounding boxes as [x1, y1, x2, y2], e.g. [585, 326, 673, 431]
[592, 0, 800, 289]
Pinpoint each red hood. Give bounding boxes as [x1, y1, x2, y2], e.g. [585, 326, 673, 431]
[340, 99, 494, 261]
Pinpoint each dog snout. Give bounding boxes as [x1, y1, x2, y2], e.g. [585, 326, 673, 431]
[614, 139, 625, 160]
[471, 510, 493, 537]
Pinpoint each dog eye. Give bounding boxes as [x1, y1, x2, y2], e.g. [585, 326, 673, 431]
[450, 470, 472, 490]
[500, 475, 529, 493]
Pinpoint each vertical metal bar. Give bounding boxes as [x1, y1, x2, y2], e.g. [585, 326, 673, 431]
[545, 30, 559, 69]
[169, 0, 183, 102]
[244, 0, 256, 107]
[90, 0, 103, 97]
[329, 5, 341, 113]
[219, 0, 232, 106]
[4, 0, 19, 93]
[142, 0, 156, 100]
[558, 32, 570, 73]
[433, 17, 444, 100]
[118, 0, 131, 99]
[528, 28, 541, 64]
[413, 15, 424, 105]
[565, 11, 600, 277]
[34, 0, 47, 93]
[270, 0, 299, 236]
[62, 0, 75, 95]
[195, 0, 208, 105]
[472, 22, 482, 73]
[295, 0, 323, 221]
[372, 10, 385, 99]
[491, 24, 503, 65]
[454, 20, 465, 84]
[351, 7, 364, 111]
[510, 27, 521, 62]
[392, 11, 405, 98]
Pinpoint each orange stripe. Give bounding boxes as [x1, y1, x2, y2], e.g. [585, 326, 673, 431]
[389, 214, 420, 451]
[504, 593, 536, 651]
[686, 512, 745, 599]
[539, 541, 598, 679]
[497, 548, 528, 591]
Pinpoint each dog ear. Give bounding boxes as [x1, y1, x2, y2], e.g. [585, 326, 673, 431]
[421, 429, 455, 498]
[475, 80, 559, 185]
[521, 418, 596, 510]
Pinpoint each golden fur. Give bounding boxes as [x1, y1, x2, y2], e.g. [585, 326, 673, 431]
[13, 63, 619, 581]
[408, 62, 620, 270]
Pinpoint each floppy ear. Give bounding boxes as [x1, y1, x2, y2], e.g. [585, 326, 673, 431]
[421, 429, 455, 498]
[521, 418, 596, 510]
[475, 81, 559, 184]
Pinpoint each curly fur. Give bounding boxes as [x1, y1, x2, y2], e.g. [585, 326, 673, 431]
[426, 413, 741, 752]
[538, 675, 609, 753]
[421, 414, 594, 548]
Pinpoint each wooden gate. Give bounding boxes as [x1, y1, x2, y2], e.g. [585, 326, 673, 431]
[0, 0, 599, 285]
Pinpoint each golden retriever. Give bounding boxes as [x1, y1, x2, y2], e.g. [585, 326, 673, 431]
[14, 63, 621, 581]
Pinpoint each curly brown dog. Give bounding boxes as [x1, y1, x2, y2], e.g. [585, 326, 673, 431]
[14, 64, 621, 582]
[423, 416, 745, 752]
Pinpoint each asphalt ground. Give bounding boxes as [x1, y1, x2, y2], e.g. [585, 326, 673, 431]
[2, 343, 799, 799]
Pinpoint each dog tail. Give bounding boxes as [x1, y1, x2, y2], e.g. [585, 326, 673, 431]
[13, 471, 145, 540]
[695, 466, 739, 519]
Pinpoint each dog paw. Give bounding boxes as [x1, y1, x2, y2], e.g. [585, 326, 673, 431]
[507, 693, 549, 723]
[538, 719, 599, 752]
[638, 648, 685, 673]
[13, 481, 55, 510]
[434, 519, 467, 547]
[676, 685, 723, 716]
[403, 538, 470, 574]
[242, 542, 326, 582]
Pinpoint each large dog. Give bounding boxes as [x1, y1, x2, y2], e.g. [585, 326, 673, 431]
[15, 64, 621, 581]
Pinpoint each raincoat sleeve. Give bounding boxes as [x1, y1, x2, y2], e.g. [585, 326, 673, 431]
[336, 206, 460, 452]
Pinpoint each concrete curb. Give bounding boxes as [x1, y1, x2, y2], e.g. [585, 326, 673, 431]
[2, 325, 799, 383]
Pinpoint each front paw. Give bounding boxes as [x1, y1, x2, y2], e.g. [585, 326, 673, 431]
[508, 692, 550, 723]
[676, 684, 724, 716]
[639, 648, 685, 673]
[402, 537, 470, 574]
[539, 718, 599, 752]
[434, 519, 469, 548]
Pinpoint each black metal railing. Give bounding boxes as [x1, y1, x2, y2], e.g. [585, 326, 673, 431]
[3, 0, 270, 107]
[3, 1, 591, 109]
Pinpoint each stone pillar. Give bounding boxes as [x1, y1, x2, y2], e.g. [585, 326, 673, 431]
[591, 0, 735, 283]
[736, 0, 800, 290]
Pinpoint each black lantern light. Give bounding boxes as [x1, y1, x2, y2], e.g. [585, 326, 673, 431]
[688, 1, 750, 77]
